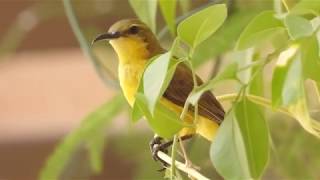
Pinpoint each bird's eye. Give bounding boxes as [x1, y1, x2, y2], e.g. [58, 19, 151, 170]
[128, 25, 139, 34]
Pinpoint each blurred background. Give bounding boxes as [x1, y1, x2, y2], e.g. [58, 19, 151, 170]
[0, 0, 320, 180]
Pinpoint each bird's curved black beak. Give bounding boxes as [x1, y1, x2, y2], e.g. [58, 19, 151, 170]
[91, 32, 120, 45]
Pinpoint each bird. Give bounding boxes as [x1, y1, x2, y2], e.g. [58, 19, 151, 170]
[92, 19, 225, 164]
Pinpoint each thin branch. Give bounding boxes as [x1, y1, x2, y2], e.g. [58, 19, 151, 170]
[62, 0, 118, 88]
[217, 93, 291, 116]
[157, 151, 210, 180]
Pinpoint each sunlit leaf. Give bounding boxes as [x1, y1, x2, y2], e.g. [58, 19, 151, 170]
[284, 15, 313, 40]
[143, 39, 183, 114]
[211, 110, 250, 179]
[282, 52, 303, 106]
[129, 0, 157, 32]
[288, 95, 320, 139]
[188, 63, 238, 105]
[272, 45, 300, 107]
[143, 52, 171, 113]
[234, 98, 269, 178]
[177, 4, 227, 48]
[275, 48, 320, 138]
[40, 95, 125, 180]
[236, 11, 285, 50]
[192, 10, 259, 67]
[300, 36, 320, 82]
[159, 0, 177, 36]
[248, 59, 264, 96]
[291, 0, 320, 16]
[212, 99, 269, 179]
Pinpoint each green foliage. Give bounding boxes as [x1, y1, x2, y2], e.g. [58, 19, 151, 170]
[188, 62, 238, 105]
[131, 0, 320, 179]
[40, 95, 125, 179]
[211, 110, 251, 179]
[177, 4, 227, 48]
[143, 40, 183, 113]
[300, 36, 320, 82]
[134, 93, 185, 138]
[291, 0, 320, 16]
[234, 98, 269, 178]
[212, 97, 269, 179]
[159, 0, 177, 36]
[42, 0, 320, 179]
[272, 45, 299, 107]
[129, 0, 157, 32]
[192, 10, 259, 67]
[284, 15, 313, 40]
[236, 11, 285, 50]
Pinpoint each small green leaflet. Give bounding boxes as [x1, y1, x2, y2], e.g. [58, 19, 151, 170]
[129, 0, 157, 33]
[236, 11, 285, 50]
[159, 0, 177, 36]
[284, 15, 313, 40]
[177, 4, 227, 48]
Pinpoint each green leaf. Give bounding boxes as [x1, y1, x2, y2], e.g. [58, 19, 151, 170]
[131, 102, 143, 123]
[143, 39, 183, 114]
[236, 11, 285, 50]
[291, 0, 320, 16]
[192, 10, 259, 67]
[211, 110, 250, 179]
[248, 57, 264, 96]
[282, 51, 303, 106]
[188, 63, 238, 105]
[284, 15, 313, 40]
[129, 0, 157, 32]
[159, 0, 177, 36]
[273, 46, 320, 138]
[131, 55, 158, 123]
[288, 91, 320, 139]
[40, 95, 125, 180]
[177, 4, 227, 48]
[234, 98, 269, 178]
[272, 45, 300, 107]
[135, 93, 184, 138]
[143, 52, 171, 113]
[300, 36, 320, 82]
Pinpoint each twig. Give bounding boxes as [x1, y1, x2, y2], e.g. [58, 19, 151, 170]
[63, 0, 118, 88]
[216, 93, 291, 116]
[157, 151, 210, 180]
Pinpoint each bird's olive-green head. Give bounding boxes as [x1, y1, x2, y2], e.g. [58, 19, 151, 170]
[93, 19, 164, 61]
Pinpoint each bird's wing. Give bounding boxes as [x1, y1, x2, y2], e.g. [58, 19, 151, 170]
[163, 63, 225, 124]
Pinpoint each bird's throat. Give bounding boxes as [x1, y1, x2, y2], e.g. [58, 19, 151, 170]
[110, 38, 149, 106]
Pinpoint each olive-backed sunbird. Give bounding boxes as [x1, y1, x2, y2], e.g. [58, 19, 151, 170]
[93, 19, 225, 143]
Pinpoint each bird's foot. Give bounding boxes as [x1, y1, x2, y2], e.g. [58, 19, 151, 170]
[149, 136, 172, 171]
